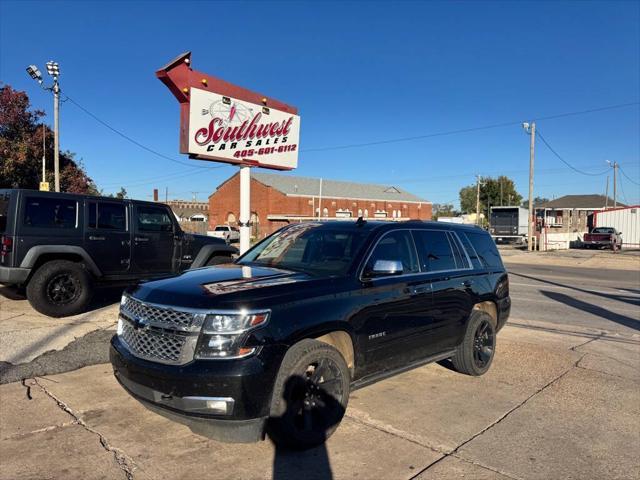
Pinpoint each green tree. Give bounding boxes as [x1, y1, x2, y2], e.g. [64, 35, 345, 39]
[459, 176, 522, 222]
[521, 196, 549, 208]
[432, 203, 458, 220]
[0, 84, 98, 193]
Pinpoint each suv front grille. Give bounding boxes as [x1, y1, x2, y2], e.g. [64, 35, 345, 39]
[119, 296, 203, 365]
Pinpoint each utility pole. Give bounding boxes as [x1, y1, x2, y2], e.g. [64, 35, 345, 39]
[604, 176, 609, 209]
[523, 122, 536, 251]
[475, 175, 482, 226]
[42, 123, 46, 186]
[606, 160, 618, 207]
[165, 186, 168, 203]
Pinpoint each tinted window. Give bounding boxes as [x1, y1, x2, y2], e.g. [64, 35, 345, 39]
[365, 230, 419, 275]
[592, 227, 614, 234]
[89, 202, 126, 230]
[464, 231, 503, 269]
[137, 207, 173, 232]
[458, 232, 483, 269]
[239, 223, 368, 275]
[448, 232, 470, 269]
[23, 197, 76, 229]
[413, 230, 457, 271]
[0, 193, 9, 233]
[215, 226, 229, 231]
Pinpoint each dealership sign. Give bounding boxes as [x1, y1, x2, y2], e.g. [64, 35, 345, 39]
[188, 88, 300, 170]
[156, 52, 299, 171]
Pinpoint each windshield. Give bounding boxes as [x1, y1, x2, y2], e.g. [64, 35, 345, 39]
[238, 223, 369, 276]
[592, 228, 614, 234]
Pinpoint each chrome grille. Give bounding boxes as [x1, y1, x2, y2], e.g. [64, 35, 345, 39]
[120, 322, 187, 363]
[122, 296, 195, 330]
[118, 296, 202, 365]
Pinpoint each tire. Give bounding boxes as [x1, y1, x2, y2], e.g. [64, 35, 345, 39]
[267, 339, 350, 450]
[452, 310, 497, 376]
[205, 255, 232, 266]
[26, 260, 94, 317]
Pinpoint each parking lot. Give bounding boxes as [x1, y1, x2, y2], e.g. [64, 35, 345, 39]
[1, 250, 639, 480]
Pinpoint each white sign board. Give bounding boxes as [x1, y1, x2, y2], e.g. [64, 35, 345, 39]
[188, 87, 300, 170]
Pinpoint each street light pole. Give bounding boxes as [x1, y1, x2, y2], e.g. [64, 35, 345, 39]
[53, 78, 60, 192]
[42, 123, 46, 185]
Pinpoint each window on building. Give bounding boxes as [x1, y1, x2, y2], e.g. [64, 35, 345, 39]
[364, 209, 369, 218]
[323, 208, 329, 217]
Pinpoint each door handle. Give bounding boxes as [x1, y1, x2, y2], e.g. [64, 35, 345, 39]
[462, 280, 474, 288]
[89, 235, 105, 241]
[411, 285, 431, 295]
[134, 237, 149, 243]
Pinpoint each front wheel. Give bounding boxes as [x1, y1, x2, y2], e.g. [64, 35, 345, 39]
[26, 260, 94, 317]
[452, 310, 497, 376]
[267, 339, 350, 450]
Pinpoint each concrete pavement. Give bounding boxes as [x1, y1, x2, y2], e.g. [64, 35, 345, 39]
[1, 322, 638, 480]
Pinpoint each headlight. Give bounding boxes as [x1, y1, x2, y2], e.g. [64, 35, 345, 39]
[195, 311, 269, 359]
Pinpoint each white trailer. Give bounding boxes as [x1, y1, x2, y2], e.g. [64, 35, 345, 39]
[593, 206, 640, 248]
[490, 206, 529, 243]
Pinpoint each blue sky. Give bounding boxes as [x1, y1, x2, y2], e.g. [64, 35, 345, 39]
[1, 0, 639, 207]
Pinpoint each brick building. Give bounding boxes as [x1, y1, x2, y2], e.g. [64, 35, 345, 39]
[208, 172, 432, 239]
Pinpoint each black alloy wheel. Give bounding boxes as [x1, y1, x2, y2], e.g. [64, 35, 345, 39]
[46, 273, 81, 305]
[473, 319, 495, 369]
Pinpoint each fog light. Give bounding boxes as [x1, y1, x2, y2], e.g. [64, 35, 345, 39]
[117, 318, 124, 336]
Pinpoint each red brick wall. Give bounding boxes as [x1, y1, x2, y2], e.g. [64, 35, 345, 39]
[208, 173, 432, 238]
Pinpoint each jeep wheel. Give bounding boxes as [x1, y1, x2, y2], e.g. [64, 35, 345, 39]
[26, 260, 94, 317]
[452, 310, 496, 376]
[205, 255, 232, 266]
[267, 339, 350, 450]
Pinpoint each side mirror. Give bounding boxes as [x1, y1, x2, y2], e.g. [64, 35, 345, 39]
[368, 259, 403, 277]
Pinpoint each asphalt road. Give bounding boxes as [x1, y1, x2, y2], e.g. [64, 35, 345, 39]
[506, 262, 640, 336]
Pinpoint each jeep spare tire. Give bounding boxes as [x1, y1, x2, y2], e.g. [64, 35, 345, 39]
[26, 260, 94, 317]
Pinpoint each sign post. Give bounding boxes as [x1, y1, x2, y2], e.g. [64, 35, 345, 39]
[156, 52, 300, 254]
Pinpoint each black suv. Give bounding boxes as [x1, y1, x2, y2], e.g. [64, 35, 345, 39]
[110, 220, 510, 448]
[0, 189, 236, 317]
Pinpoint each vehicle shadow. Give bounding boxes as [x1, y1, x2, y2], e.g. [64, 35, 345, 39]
[539, 290, 639, 332]
[0, 285, 26, 300]
[268, 375, 345, 480]
[510, 271, 640, 308]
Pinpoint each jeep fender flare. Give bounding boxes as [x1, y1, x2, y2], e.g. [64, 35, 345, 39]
[19, 245, 102, 277]
[190, 244, 238, 269]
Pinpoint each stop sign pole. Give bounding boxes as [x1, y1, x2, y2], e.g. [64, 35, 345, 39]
[156, 52, 300, 254]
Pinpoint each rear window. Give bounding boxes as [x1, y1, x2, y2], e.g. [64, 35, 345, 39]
[592, 227, 614, 234]
[413, 230, 457, 271]
[464, 231, 503, 269]
[0, 193, 9, 233]
[215, 226, 230, 231]
[23, 197, 77, 229]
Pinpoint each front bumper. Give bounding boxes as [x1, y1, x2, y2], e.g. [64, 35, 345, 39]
[110, 335, 286, 422]
[0, 266, 30, 285]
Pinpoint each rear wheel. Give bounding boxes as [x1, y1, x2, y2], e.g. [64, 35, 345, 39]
[452, 310, 496, 376]
[26, 260, 94, 317]
[267, 339, 350, 450]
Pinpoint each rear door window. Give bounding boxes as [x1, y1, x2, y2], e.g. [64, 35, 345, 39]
[88, 202, 127, 230]
[413, 230, 457, 272]
[23, 197, 77, 229]
[137, 206, 173, 232]
[464, 231, 503, 269]
[448, 232, 470, 269]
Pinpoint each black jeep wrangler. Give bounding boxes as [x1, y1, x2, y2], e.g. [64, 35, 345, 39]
[0, 189, 236, 317]
[110, 220, 510, 448]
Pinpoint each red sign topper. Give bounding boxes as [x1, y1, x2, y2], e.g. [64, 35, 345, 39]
[156, 52, 300, 170]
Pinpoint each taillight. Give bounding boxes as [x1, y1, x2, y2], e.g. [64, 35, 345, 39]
[1, 236, 12, 257]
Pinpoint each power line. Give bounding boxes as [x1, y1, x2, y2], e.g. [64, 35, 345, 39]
[536, 130, 610, 176]
[301, 101, 639, 153]
[65, 95, 223, 170]
[619, 165, 640, 186]
[617, 173, 630, 204]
